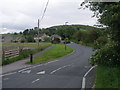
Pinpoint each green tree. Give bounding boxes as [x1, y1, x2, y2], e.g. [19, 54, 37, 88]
[73, 31, 82, 41]
[81, 2, 120, 66]
[43, 37, 51, 42]
[81, 2, 120, 42]
[26, 35, 34, 42]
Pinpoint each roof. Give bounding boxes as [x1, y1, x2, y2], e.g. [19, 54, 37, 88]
[51, 35, 61, 38]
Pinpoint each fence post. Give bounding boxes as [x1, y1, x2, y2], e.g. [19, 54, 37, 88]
[18, 46, 22, 55]
[30, 54, 33, 63]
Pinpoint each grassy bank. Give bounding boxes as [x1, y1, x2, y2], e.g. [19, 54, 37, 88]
[95, 65, 120, 88]
[2, 43, 51, 65]
[26, 44, 74, 64]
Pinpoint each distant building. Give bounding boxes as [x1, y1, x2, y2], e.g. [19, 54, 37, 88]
[34, 34, 50, 42]
[51, 35, 62, 41]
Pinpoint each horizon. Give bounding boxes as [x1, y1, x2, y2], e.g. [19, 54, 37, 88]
[1, 24, 98, 34]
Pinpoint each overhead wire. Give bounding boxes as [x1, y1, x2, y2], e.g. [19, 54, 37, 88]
[39, 0, 49, 23]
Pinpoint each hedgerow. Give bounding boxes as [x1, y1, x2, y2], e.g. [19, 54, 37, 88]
[90, 41, 120, 66]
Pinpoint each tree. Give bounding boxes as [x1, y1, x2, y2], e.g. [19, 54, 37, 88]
[80, 2, 120, 66]
[73, 31, 82, 41]
[81, 2, 120, 42]
[23, 29, 29, 35]
[19, 32, 23, 34]
[14, 32, 18, 35]
[43, 37, 51, 42]
[26, 35, 34, 42]
[20, 38, 26, 43]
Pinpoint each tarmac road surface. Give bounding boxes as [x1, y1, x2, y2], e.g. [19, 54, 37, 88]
[2, 43, 95, 88]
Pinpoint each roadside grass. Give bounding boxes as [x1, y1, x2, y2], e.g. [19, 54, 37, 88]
[2, 43, 51, 65]
[95, 65, 120, 88]
[26, 44, 74, 64]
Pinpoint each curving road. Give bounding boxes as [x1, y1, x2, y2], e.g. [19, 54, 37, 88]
[2, 43, 95, 88]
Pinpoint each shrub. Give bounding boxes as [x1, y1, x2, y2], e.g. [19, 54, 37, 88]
[94, 36, 108, 49]
[43, 37, 51, 42]
[51, 38, 60, 44]
[90, 41, 120, 66]
[20, 38, 26, 43]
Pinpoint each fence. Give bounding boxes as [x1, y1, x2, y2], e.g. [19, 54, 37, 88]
[2, 46, 23, 60]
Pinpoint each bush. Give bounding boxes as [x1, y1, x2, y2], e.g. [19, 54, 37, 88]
[43, 37, 51, 42]
[90, 41, 120, 66]
[51, 38, 60, 44]
[94, 36, 108, 49]
[64, 38, 70, 44]
[26, 35, 34, 42]
[20, 38, 26, 43]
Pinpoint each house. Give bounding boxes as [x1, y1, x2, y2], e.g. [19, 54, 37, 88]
[51, 35, 62, 41]
[34, 34, 50, 42]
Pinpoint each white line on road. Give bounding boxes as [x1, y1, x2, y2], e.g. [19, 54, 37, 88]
[37, 71, 45, 75]
[50, 64, 71, 74]
[18, 60, 59, 73]
[18, 64, 43, 73]
[3, 78, 9, 81]
[0, 72, 17, 77]
[21, 70, 31, 74]
[44, 60, 59, 65]
[81, 65, 97, 90]
[32, 79, 40, 83]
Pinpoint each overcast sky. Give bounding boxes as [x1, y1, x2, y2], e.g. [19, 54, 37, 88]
[0, 0, 98, 34]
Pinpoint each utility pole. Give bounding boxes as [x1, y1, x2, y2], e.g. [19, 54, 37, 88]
[64, 22, 68, 50]
[37, 19, 40, 47]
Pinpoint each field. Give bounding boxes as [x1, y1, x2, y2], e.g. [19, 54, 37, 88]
[2, 42, 50, 49]
[26, 44, 74, 64]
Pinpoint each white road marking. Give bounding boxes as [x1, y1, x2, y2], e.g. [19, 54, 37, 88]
[82, 77, 86, 89]
[0, 72, 17, 77]
[21, 70, 31, 74]
[81, 65, 97, 89]
[37, 71, 45, 75]
[18, 60, 59, 73]
[3, 78, 9, 81]
[50, 64, 71, 74]
[32, 79, 40, 83]
[44, 60, 59, 65]
[18, 64, 43, 73]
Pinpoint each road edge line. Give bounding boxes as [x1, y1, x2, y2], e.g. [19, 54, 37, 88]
[81, 65, 97, 90]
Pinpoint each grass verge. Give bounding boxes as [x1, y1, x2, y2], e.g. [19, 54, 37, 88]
[95, 65, 120, 88]
[26, 44, 74, 64]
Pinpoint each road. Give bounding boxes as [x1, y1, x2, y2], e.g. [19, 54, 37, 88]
[2, 43, 95, 88]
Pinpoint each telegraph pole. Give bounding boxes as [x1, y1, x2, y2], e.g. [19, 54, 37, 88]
[64, 22, 68, 50]
[38, 19, 40, 47]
